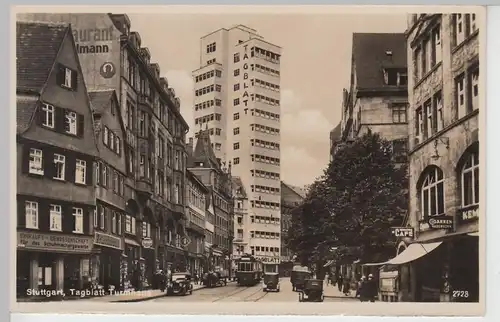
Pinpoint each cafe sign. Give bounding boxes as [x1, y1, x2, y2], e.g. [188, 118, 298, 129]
[94, 232, 122, 250]
[256, 256, 280, 264]
[428, 216, 454, 230]
[17, 232, 93, 253]
[390, 227, 414, 238]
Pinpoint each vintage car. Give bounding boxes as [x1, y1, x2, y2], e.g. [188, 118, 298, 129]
[298, 279, 324, 302]
[203, 269, 228, 288]
[166, 272, 193, 296]
[291, 265, 312, 291]
[262, 272, 280, 292]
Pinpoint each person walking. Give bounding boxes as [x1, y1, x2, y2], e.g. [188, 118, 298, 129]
[337, 274, 343, 292]
[342, 276, 351, 296]
[356, 276, 366, 299]
[366, 274, 377, 302]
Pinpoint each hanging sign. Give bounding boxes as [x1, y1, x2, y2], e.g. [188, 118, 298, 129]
[390, 227, 414, 238]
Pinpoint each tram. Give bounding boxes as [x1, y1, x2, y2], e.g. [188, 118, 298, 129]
[235, 254, 263, 286]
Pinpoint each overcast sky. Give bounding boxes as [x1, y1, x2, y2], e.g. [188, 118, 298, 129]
[127, 13, 407, 187]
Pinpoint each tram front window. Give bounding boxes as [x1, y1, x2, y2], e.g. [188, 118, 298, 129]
[238, 262, 252, 272]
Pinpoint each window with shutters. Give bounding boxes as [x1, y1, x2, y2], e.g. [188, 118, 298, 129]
[49, 205, 62, 231]
[75, 159, 86, 184]
[25, 201, 38, 229]
[29, 148, 44, 175]
[73, 207, 84, 233]
[64, 111, 77, 135]
[53, 154, 65, 180]
[58, 64, 77, 90]
[42, 104, 55, 128]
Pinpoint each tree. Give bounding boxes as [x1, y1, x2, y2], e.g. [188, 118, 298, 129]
[286, 130, 408, 266]
[324, 130, 408, 263]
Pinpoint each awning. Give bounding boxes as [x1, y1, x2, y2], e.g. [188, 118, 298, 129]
[124, 238, 141, 247]
[323, 260, 335, 267]
[385, 242, 442, 265]
[468, 232, 479, 237]
[362, 242, 442, 266]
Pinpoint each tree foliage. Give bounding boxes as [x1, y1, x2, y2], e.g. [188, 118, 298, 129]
[286, 130, 408, 265]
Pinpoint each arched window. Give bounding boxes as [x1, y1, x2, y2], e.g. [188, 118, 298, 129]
[461, 151, 479, 207]
[419, 167, 445, 219]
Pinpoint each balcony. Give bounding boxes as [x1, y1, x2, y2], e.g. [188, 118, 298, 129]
[136, 178, 153, 197]
[172, 203, 186, 219]
[138, 93, 152, 109]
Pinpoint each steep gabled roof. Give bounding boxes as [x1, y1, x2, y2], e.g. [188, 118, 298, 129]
[16, 96, 39, 134]
[352, 33, 407, 90]
[330, 122, 341, 141]
[282, 181, 307, 199]
[192, 129, 219, 169]
[16, 21, 69, 93]
[89, 90, 115, 114]
[231, 176, 247, 198]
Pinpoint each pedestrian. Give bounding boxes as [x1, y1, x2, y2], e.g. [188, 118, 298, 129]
[356, 276, 366, 298]
[337, 274, 343, 292]
[366, 274, 377, 302]
[342, 276, 351, 296]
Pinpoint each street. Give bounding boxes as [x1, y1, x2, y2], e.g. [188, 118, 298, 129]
[148, 278, 358, 303]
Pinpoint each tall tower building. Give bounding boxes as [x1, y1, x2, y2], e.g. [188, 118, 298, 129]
[192, 25, 282, 271]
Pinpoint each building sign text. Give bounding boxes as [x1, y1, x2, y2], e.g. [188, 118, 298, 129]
[427, 216, 454, 230]
[390, 227, 414, 238]
[73, 27, 116, 54]
[255, 256, 280, 264]
[17, 232, 93, 253]
[94, 232, 122, 250]
[459, 206, 479, 222]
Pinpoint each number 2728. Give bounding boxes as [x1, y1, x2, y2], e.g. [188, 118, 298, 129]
[452, 290, 469, 298]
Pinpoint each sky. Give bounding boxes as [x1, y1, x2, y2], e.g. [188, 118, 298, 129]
[126, 13, 408, 187]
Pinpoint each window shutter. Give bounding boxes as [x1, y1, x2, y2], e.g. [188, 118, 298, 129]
[71, 69, 78, 90]
[38, 200, 49, 231]
[17, 196, 26, 228]
[66, 153, 76, 183]
[36, 103, 45, 126]
[85, 158, 93, 186]
[55, 106, 65, 133]
[21, 145, 30, 174]
[56, 64, 65, 86]
[83, 207, 90, 234]
[43, 147, 54, 179]
[77, 114, 84, 137]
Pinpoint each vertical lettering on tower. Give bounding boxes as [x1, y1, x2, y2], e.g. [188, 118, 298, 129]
[242, 45, 250, 107]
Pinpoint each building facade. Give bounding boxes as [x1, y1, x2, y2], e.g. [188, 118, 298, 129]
[188, 130, 234, 273]
[17, 13, 190, 290]
[89, 90, 128, 290]
[231, 177, 249, 267]
[400, 13, 480, 302]
[185, 169, 209, 275]
[279, 182, 306, 276]
[340, 33, 409, 156]
[192, 25, 282, 271]
[16, 21, 98, 297]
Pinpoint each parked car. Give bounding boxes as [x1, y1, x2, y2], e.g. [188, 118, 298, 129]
[166, 272, 193, 296]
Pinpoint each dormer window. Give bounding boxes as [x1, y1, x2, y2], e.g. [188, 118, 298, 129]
[57, 64, 77, 90]
[384, 68, 407, 86]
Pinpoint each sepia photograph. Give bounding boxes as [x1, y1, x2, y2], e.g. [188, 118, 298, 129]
[13, 6, 485, 316]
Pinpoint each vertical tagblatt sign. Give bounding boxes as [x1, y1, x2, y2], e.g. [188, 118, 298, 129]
[242, 44, 250, 111]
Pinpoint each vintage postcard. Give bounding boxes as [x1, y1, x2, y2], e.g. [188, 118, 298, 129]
[12, 5, 486, 316]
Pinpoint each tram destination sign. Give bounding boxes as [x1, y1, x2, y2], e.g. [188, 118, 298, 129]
[390, 227, 414, 238]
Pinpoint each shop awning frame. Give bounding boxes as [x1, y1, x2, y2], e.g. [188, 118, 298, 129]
[362, 242, 442, 267]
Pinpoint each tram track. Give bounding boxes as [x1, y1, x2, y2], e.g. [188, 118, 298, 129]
[242, 287, 269, 302]
[211, 286, 252, 302]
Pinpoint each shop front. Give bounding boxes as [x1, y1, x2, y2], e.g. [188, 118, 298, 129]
[141, 237, 155, 288]
[92, 231, 123, 290]
[124, 237, 142, 290]
[16, 231, 93, 298]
